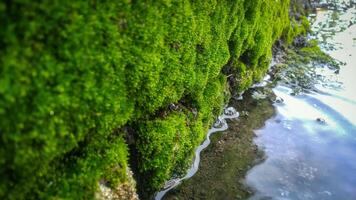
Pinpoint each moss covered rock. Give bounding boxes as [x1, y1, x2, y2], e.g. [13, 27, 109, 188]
[0, 0, 308, 199]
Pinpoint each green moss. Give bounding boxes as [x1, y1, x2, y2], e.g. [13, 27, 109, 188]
[0, 0, 304, 199]
[299, 39, 340, 68]
[277, 39, 341, 95]
[36, 135, 129, 199]
[137, 113, 192, 188]
[284, 39, 340, 69]
[135, 75, 226, 191]
[283, 16, 310, 44]
[225, 0, 292, 92]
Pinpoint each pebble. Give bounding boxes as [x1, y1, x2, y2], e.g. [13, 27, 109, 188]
[241, 111, 249, 117]
[316, 118, 326, 124]
[274, 96, 284, 103]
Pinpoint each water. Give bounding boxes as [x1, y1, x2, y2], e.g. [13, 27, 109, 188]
[245, 3, 356, 200]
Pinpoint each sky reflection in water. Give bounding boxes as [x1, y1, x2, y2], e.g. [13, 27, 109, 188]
[246, 4, 356, 200]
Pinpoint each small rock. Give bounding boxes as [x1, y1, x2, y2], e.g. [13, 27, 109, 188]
[213, 117, 226, 128]
[241, 111, 249, 117]
[274, 96, 284, 103]
[163, 179, 179, 189]
[224, 107, 237, 116]
[169, 103, 179, 111]
[191, 108, 198, 118]
[252, 91, 267, 100]
[293, 36, 308, 48]
[316, 118, 326, 124]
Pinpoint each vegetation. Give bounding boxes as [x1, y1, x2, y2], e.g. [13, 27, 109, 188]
[298, 39, 341, 68]
[0, 0, 309, 199]
[283, 39, 341, 73]
[272, 39, 342, 95]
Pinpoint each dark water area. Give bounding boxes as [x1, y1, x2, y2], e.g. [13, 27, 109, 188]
[246, 2, 356, 200]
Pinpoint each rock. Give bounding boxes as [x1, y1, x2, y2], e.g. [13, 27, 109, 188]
[169, 103, 179, 111]
[163, 179, 179, 189]
[191, 108, 198, 118]
[274, 96, 284, 103]
[293, 36, 308, 48]
[96, 168, 139, 200]
[224, 107, 237, 116]
[241, 111, 249, 117]
[213, 117, 226, 128]
[252, 91, 267, 100]
[316, 118, 326, 124]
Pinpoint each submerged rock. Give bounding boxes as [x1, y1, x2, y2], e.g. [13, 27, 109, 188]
[251, 91, 268, 100]
[163, 179, 180, 190]
[274, 96, 285, 103]
[213, 117, 226, 129]
[316, 118, 326, 124]
[241, 111, 249, 117]
[224, 107, 237, 116]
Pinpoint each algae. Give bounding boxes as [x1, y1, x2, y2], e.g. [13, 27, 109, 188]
[272, 38, 343, 95]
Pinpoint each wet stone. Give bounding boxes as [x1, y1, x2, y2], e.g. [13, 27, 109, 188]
[169, 103, 179, 111]
[274, 96, 284, 103]
[316, 118, 326, 124]
[224, 107, 237, 116]
[275, 119, 282, 123]
[241, 111, 249, 117]
[213, 117, 226, 128]
[251, 91, 268, 100]
[164, 179, 179, 189]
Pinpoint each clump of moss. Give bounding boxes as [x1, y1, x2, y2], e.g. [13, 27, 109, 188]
[298, 39, 341, 69]
[135, 75, 226, 194]
[284, 39, 341, 69]
[137, 113, 193, 188]
[283, 16, 310, 44]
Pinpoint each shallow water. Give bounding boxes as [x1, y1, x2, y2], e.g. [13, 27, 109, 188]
[245, 3, 356, 200]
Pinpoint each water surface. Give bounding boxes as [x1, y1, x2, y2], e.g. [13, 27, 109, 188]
[245, 3, 356, 200]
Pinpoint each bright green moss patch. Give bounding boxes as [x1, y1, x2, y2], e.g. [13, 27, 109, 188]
[283, 16, 310, 44]
[0, 0, 306, 199]
[137, 113, 193, 188]
[36, 135, 129, 199]
[135, 75, 227, 192]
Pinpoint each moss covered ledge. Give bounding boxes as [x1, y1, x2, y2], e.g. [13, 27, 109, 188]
[0, 0, 309, 199]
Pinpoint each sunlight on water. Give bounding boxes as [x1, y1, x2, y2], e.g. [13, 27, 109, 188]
[246, 3, 356, 200]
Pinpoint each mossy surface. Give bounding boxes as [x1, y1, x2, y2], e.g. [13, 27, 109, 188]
[164, 88, 276, 200]
[272, 39, 342, 95]
[0, 0, 308, 199]
[298, 39, 341, 68]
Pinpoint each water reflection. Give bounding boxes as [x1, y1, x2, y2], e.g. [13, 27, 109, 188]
[246, 3, 356, 200]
